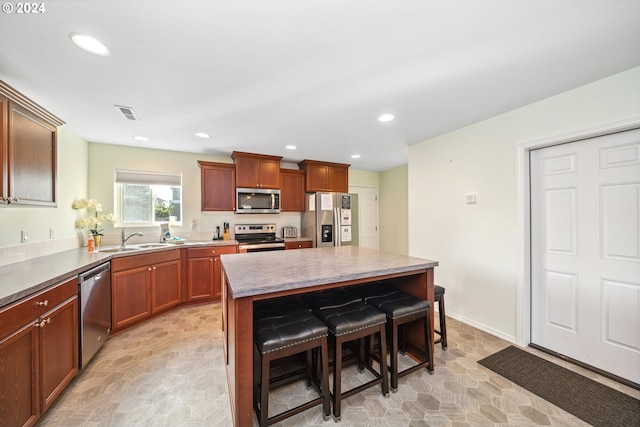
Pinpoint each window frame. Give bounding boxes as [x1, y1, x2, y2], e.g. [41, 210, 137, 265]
[114, 169, 183, 227]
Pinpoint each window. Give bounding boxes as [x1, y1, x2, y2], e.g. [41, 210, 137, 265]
[115, 169, 182, 226]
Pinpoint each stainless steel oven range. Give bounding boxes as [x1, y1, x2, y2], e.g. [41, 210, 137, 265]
[234, 223, 285, 252]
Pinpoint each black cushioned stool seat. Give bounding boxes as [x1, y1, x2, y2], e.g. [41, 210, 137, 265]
[434, 285, 447, 349]
[303, 288, 389, 420]
[350, 282, 434, 391]
[253, 300, 330, 427]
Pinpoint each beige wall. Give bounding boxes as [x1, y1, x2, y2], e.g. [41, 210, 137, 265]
[379, 165, 408, 255]
[87, 144, 383, 244]
[0, 126, 88, 262]
[408, 66, 640, 341]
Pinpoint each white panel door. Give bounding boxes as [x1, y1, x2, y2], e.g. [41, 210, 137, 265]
[349, 185, 378, 250]
[531, 128, 640, 384]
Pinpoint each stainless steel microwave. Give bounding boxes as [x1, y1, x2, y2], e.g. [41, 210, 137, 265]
[236, 188, 280, 214]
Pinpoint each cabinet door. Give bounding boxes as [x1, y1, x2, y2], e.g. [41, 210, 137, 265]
[0, 322, 40, 427]
[0, 95, 7, 203]
[8, 101, 57, 206]
[187, 257, 215, 301]
[40, 296, 78, 412]
[232, 152, 282, 188]
[257, 158, 281, 189]
[327, 166, 349, 193]
[234, 155, 260, 188]
[112, 267, 151, 330]
[213, 256, 222, 299]
[280, 169, 305, 211]
[198, 161, 236, 211]
[151, 259, 182, 313]
[306, 163, 329, 192]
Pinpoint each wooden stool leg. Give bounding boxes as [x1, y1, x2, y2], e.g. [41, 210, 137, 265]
[379, 325, 389, 396]
[439, 296, 448, 349]
[333, 337, 343, 420]
[320, 337, 331, 420]
[425, 313, 434, 373]
[390, 318, 399, 391]
[259, 353, 271, 427]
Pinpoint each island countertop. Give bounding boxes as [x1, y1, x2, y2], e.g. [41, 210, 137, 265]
[220, 246, 438, 298]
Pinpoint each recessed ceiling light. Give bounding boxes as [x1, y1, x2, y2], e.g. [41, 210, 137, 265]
[195, 132, 210, 138]
[351, 154, 361, 159]
[133, 136, 149, 142]
[286, 145, 297, 150]
[378, 114, 394, 122]
[69, 33, 109, 56]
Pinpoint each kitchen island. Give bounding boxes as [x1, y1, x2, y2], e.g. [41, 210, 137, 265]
[220, 246, 438, 427]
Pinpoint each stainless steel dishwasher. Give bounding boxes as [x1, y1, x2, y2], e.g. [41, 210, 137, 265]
[78, 262, 112, 368]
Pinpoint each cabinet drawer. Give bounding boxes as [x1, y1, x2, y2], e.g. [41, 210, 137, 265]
[0, 277, 77, 339]
[111, 249, 180, 272]
[285, 240, 313, 250]
[187, 245, 237, 259]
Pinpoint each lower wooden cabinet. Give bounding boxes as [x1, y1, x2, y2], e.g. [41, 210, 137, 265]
[186, 245, 237, 302]
[111, 249, 181, 332]
[285, 240, 313, 250]
[0, 277, 78, 427]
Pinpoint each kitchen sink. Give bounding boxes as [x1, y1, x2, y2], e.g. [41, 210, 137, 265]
[135, 243, 167, 249]
[98, 247, 141, 253]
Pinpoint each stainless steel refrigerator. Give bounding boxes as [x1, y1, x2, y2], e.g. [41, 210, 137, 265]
[302, 192, 359, 248]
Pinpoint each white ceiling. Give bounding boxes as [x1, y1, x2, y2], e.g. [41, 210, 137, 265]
[1, 1, 639, 171]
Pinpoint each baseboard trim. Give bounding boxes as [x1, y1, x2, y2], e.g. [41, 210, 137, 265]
[446, 311, 517, 345]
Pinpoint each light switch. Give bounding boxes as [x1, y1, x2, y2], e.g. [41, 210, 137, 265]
[21, 230, 29, 243]
[465, 193, 477, 204]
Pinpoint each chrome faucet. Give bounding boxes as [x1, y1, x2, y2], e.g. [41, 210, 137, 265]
[121, 227, 144, 247]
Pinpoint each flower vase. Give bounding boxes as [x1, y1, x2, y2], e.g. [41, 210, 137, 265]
[93, 235, 102, 247]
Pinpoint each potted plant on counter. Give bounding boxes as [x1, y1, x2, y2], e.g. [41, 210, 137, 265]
[72, 198, 116, 247]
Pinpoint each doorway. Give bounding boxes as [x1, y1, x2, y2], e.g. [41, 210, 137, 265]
[529, 128, 639, 384]
[349, 185, 379, 250]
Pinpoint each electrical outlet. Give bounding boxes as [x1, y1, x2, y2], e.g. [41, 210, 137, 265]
[50, 228, 55, 239]
[21, 230, 29, 243]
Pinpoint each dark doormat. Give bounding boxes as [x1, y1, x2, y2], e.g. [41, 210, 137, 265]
[478, 346, 639, 427]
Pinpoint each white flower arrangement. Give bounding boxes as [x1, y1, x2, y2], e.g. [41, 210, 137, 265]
[72, 198, 116, 236]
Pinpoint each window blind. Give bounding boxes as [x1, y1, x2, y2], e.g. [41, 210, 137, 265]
[115, 169, 181, 186]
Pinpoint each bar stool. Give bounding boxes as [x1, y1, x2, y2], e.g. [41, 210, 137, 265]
[303, 288, 389, 420]
[349, 282, 434, 391]
[434, 285, 447, 349]
[253, 297, 331, 427]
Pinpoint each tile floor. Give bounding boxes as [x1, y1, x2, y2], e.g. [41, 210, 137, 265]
[37, 303, 639, 427]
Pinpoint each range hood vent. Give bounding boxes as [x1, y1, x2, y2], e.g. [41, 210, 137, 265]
[115, 105, 140, 121]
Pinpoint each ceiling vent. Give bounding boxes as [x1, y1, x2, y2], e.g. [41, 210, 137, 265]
[115, 105, 140, 121]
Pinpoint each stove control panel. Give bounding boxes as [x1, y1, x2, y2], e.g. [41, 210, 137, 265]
[234, 223, 277, 235]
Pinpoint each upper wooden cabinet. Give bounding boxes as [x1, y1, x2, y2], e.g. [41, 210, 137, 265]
[198, 161, 236, 211]
[232, 151, 282, 189]
[297, 159, 350, 193]
[0, 81, 64, 206]
[280, 169, 305, 212]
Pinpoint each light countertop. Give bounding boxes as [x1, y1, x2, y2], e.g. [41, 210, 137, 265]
[0, 240, 238, 308]
[221, 246, 438, 299]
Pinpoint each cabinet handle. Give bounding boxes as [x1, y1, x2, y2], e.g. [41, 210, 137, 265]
[148, 267, 152, 271]
[153, 266, 157, 270]
[210, 258, 213, 262]
[37, 300, 49, 307]
[211, 250, 216, 253]
[35, 318, 51, 328]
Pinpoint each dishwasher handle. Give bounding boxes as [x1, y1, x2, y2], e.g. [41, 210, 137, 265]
[79, 262, 111, 283]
